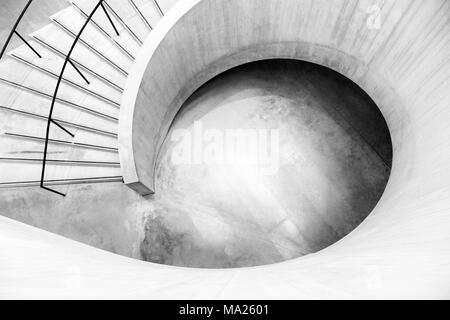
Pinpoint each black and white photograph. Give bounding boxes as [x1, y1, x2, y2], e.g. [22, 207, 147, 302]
[0, 0, 449, 305]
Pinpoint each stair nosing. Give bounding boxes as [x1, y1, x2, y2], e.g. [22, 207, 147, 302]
[3, 132, 118, 152]
[70, 1, 139, 58]
[0, 176, 123, 188]
[101, 1, 144, 46]
[0, 157, 121, 167]
[128, 0, 154, 31]
[9, 52, 121, 107]
[0, 105, 118, 137]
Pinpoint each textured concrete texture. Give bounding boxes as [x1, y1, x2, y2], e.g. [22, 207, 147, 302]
[0, 0, 449, 299]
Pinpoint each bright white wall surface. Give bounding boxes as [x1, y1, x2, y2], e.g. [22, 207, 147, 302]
[1, 0, 449, 299]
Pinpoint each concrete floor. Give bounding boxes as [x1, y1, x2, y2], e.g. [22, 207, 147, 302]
[0, 60, 392, 268]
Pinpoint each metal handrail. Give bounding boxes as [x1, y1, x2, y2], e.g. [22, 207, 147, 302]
[40, 0, 120, 196]
[0, 0, 41, 61]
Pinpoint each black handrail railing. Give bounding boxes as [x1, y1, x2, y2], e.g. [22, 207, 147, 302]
[40, 0, 120, 196]
[0, 0, 41, 61]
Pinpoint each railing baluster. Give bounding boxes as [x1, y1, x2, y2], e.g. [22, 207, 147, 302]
[100, 2, 120, 36]
[50, 119, 75, 137]
[68, 59, 90, 85]
[13, 31, 42, 58]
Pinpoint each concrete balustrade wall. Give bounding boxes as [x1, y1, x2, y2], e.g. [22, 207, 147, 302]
[119, 0, 449, 197]
[0, 0, 449, 298]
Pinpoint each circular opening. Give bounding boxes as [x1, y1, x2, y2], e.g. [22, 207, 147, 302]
[141, 59, 393, 268]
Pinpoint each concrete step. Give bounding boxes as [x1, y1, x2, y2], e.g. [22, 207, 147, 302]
[0, 132, 119, 163]
[0, 175, 123, 189]
[8, 41, 123, 104]
[0, 0, 182, 190]
[0, 79, 117, 132]
[50, 6, 133, 71]
[130, 0, 164, 29]
[106, 0, 155, 39]
[31, 23, 128, 84]
[0, 160, 122, 187]
[155, 0, 180, 14]
[0, 58, 120, 120]
[70, 0, 145, 51]
[0, 107, 118, 149]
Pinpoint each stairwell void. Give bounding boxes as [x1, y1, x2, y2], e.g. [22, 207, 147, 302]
[139, 59, 393, 267]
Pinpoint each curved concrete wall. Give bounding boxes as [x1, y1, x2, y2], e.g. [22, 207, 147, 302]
[120, 0, 449, 197]
[1, 0, 449, 298]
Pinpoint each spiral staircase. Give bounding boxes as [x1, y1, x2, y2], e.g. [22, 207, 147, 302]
[0, 0, 177, 195]
[0, 0, 449, 299]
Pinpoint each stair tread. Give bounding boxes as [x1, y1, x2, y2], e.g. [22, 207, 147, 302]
[0, 107, 118, 149]
[0, 160, 122, 184]
[8, 41, 123, 104]
[0, 134, 119, 163]
[0, 82, 117, 133]
[70, 0, 144, 53]
[131, 0, 163, 29]
[0, 59, 120, 119]
[154, 0, 179, 14]
[51, 6, 133, 71]
[0, 176, 123, 188]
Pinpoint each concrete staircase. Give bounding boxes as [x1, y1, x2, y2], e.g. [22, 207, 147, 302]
[0, 0, 177, 191]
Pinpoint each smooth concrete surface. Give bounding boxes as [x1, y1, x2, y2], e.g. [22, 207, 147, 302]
[0, 0, 449, 298]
